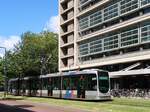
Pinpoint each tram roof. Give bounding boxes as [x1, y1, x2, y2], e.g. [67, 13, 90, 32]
[63, 69, 107, 76]
[41, 69, 106, 78]
[40, 72, 60, 78]
[9, 69, 107, 80]
[9, 78, 19, 81]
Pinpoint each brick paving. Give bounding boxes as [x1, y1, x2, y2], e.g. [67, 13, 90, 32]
[0, 100, 89, 112]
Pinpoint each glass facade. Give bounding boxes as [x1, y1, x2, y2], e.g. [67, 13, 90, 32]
[79, 43, 89, 56]
[120, 0, 139, 14]
[141, 22, 150, 42]
[78, 0, 150, 31]
[141, 0, 150, 6]
[121, 28, 139, 47]
[79, 17, 89, 30]
[79, 0, 101, 9]
[80, 0, 88, 5]
[90, 11, 102, 26]
[79, 22, 150, 57]
[104, 35, 119, 51]
[90, 39, 102, 53]
[104, 3, 119, 21]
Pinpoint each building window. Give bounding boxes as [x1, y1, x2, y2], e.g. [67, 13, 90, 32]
[141, 0, 150, 6]
[104, 34, 119, 51]
[78, 0, 150, 34]
[79, 17, 89, 30]
[120, 0, 139, 14]
[141, 22, 150, 43]
[89, 39, 102, 53]
[79, 43, 89, 56]
[79, 0, 101, 11]
[121, 28, 139, 47]
[104, 3, 119, 21]
[79, 24, 150, 57]
[80, 0, 89, 5]
[90, 11, 102, 26]
[143, 7, 150, 14]
[79, 10, 102, 30]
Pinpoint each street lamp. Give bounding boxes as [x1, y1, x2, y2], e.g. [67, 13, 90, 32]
[40, 56, 44, 96]
[0, 47, 7, 98]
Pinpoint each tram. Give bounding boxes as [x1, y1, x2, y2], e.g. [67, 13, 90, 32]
[9, 69, 111, 100]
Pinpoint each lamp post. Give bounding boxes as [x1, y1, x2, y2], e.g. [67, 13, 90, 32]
[40, 56, 44, 97]
[0, 47, 7, 98]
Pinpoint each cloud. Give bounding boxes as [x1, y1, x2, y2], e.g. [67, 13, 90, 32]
[43, 15, 59, 33]
[0, 35, 21, 57]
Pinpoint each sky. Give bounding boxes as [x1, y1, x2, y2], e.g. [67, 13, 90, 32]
[0, 0, 59, 56]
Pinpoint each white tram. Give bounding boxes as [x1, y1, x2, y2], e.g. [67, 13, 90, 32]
[9, 69, 111, 100]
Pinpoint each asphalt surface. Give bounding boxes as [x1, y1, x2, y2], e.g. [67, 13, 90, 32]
[0, 100, 89, 112]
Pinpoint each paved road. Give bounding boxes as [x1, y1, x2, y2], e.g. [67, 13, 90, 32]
[0, 100, 89, 112]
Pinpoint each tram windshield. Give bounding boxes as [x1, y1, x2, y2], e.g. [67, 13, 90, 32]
[98, 71, 109, 93]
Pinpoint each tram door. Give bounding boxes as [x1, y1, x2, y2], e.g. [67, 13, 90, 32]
[48, 78, 53, 96]
[77, 75, 85, 98]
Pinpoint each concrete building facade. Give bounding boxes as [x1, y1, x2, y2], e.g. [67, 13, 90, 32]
[59, 0, 150, 90]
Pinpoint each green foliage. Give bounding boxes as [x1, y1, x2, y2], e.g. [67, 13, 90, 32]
[5, 31, 58, 78]
[0, 58, 4, 86]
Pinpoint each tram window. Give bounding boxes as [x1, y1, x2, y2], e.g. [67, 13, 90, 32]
[70, 76, 78, 90]
[21, 80, 26, 90]
[42, 78, 48, 90]
[12, 81, 16, 89]
[47, 78, 52, 91]
[31, 78, 39, 90]
[78, 75, 86, 90]
[53, 77, 60, 90]
[36, 79, 40, 90]
[12, 81, 14, 89]
[62, 74, 97, 91]
[63, 76, 70, 90]
[26, 80, 30, 89]
[86, 74, 97, 91]
[62, 76, 79, 90]
[31, 79, 34, 90]
[98, 72, 109, 93]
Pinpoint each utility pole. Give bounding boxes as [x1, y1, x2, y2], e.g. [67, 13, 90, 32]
[40, 55, 44, 97]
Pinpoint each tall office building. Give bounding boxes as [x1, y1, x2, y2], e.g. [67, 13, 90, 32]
[59, 0, 150, 89]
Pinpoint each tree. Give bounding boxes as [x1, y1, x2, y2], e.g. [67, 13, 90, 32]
[5, 31, 58, 78]
[0, 58, 4, 87]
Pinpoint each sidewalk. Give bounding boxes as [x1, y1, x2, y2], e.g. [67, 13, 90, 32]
[0, 100, 89, 112]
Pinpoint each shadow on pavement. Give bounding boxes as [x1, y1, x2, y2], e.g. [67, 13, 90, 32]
[14, 105, 34, 108]
[4, 97, 25, 101]
[0, 103, 35, 112]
